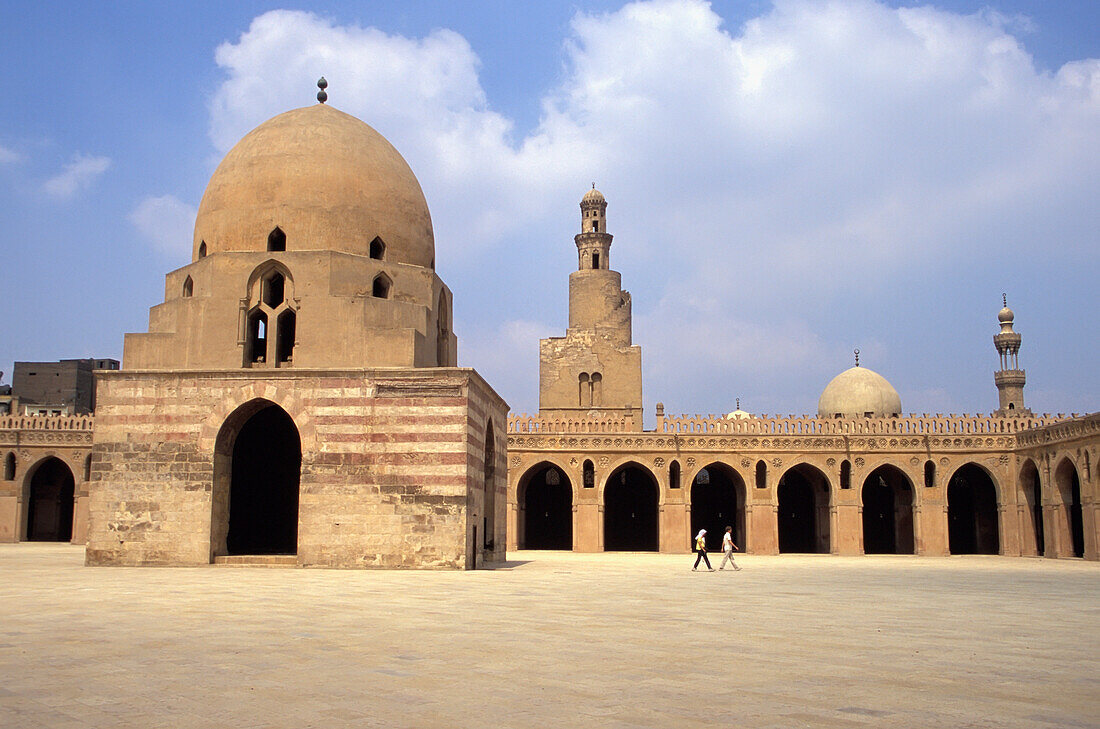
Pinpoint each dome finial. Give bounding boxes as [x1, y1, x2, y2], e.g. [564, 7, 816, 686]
[317, 76, 328, 104]
[854, 348, 860, 367]
[736, 397, 740, 410]
[1003, 292, 1007, 307]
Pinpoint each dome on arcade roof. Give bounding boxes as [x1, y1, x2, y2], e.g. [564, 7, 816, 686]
[817, 364, 902, 419]
[193, 103, 434, 267]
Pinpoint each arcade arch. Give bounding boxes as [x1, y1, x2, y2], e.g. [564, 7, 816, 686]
[1019, 459, 1044, 556]
[516, 462, 573, 550]
[861, 465, 915, 554]
[777, 464, 831, 553]
[689, 462, 746, 552]
[1054, 458, 1085, 558]
[947, 463, 1000, 555]
[603, 462, 659, 551]
[212, 399, 301, 557]
[24, 457, 75, 542]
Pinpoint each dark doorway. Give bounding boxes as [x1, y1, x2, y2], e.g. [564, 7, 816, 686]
[26, 457, 75, 541]
[861, 465, 915, 554]
[777, 465, 831, 553]
[948, 464, 999, 555]
[519, 464, 573, 549]
[604, 463, 659, 551]
[227, 404, 301, 555]
[690, 463, 745, 552]
[1055, 459, 1085, 558]
[1020, 460, 1044, 556]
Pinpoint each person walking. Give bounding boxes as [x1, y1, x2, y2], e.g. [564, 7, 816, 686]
[693, 529, 714, 571]
[719, 525, 742, 571]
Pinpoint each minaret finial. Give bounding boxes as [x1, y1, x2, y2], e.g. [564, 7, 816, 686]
[317, 76, 328, 104]
[736, 397, 740, 410]
[592, 182, 596, 190]
[854, 348, 860, 367]
[1003, 292, 1007, 307]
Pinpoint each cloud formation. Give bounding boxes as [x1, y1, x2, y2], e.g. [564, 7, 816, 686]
[43, 153, 111, 198]
[129, 195, 198, 260]
[209, 1, 1099, 415]
[0, 144, 20, 164]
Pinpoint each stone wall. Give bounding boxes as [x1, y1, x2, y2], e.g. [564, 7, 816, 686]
[86, 368, 507, 569]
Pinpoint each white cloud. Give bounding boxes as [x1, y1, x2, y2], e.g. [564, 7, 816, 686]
[209, 1, 1100, 415]
[128, 195, 198, 259]
[0, 144, 20, 164]
[43, 153, 111, 198]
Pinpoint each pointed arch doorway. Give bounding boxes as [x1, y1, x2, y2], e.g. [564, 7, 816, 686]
[212, 400, 302, 557]
[25, 457, 75, 541]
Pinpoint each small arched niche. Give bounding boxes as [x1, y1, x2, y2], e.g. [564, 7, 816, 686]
[267, 227, 286, 252]
[372, 273, 392, 299]
[370, 236, 386, 260]
[182, 276, 193, 298]
[198, 241, 207, 258]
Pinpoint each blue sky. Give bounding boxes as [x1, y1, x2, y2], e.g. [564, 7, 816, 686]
[1, 0, 1097, 420]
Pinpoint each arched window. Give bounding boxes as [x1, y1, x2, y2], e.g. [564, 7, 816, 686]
[3, 452, 15, 481]
[245, 310, 268, 364]
[436, 291, 449, 366]
[590, 373, 602, 407]
[370, 236, 386, 260]
[182, 276, 193, 298]
[372, 273, 391, 299]
[267, 227, 286, 252]
[276, 310, 296, 365]
[755, 460, 767, 489]
[592, 252, 600, 269]
[696, 468, 710, 485]
[578, 373, 590, 407]
[583, 459, 594, 488]
[841, 460, 852, 489]
[669, 460, 681, 489]
[198, 241, 207, 258]
[924, 460, 936, 488]
[263, 273, 285, 308]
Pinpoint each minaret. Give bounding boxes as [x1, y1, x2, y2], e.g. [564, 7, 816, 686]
[538, 187, 642, 425]
[993, 295, 1031, 416]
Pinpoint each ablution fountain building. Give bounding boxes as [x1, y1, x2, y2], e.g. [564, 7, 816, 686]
[0, 87, 1096, 565]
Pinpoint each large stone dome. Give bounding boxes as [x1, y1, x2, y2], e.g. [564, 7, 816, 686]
[818, 366, 902, 418]
[193, 104, 434, 267]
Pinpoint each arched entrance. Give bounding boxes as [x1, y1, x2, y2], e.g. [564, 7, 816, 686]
[947, 464, 999, 555]
[517, 463, 573, 550]
[213, 401, 301, 556]
[777, 464, 831, 553]
[690, 462, 745, 552]
[604, 463, 659, 551]
[861, 465, 915, 554]
[25, 457, 75, 541]
[1020, 460, 1044, 556]
[1054, 459, 1085, 558]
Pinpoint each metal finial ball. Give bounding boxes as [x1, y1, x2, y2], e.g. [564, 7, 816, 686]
[317, 76, 328, 89]
[854, 348, 860, 366]
[317, 89, 328, 103]
[317, 77, 328, 103]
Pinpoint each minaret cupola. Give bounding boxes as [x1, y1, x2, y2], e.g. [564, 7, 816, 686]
[576, 185, 613, 271]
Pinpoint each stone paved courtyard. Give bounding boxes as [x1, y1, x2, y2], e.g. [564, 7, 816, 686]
[1, 544, 1097, 728]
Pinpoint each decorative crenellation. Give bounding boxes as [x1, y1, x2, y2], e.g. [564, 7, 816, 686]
[0, 415, 95, 432]
[1016, 412, 1100, 447]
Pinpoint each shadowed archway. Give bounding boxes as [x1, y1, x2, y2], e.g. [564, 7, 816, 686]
[690, 462, 746, 552]
[948, 464, 1000, 555]
[517, 463, 573, 550]
[25, 457, 75, 542]
[213, 400, 301, 557]
[861, 465, 915, 554]
[1020, 459, 1044, 556]
[1054, 458, 1085, 558]
[604, 463, 659, 551]
[777, 464, 831, 553]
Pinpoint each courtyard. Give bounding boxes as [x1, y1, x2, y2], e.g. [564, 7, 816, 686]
[0, 544, 1097, 728]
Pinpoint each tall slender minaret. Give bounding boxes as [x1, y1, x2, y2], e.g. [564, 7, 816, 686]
[538, 187, 642, 425]
[993, 295, 1031, 416]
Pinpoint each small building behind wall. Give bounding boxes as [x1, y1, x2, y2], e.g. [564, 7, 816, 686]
[86, 94, 507, 569]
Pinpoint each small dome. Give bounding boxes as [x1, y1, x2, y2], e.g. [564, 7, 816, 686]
[998, 306, 1014, 323]
[194, 104, 434, 267]
[581, 186, 606, 204]
[725, 409, 751, 420]
[818, 366, 902, 418]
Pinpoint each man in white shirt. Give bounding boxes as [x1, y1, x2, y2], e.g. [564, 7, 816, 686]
[719, 525, 742, 571]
